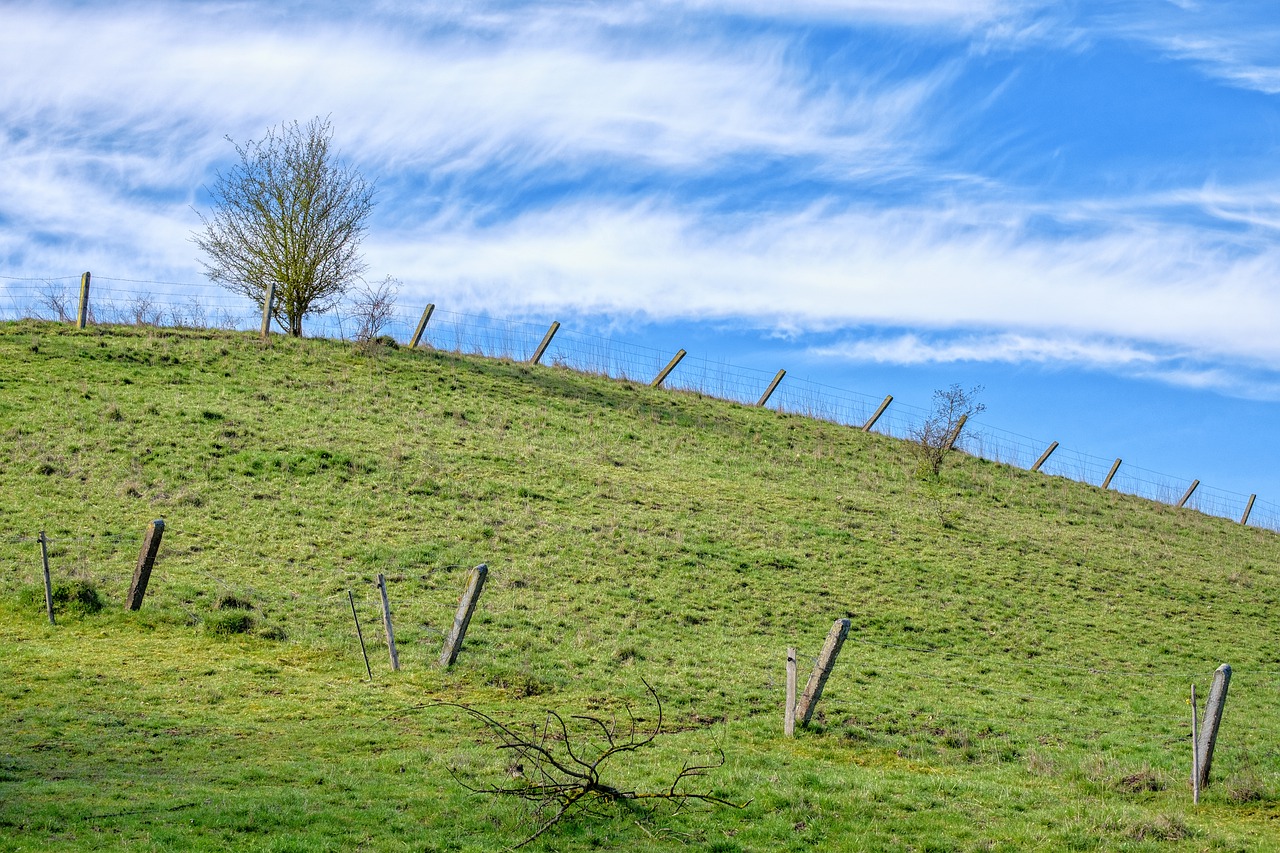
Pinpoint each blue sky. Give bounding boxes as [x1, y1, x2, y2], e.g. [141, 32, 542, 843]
[3, 1, 1279, 516]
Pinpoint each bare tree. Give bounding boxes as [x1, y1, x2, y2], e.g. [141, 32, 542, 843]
[192, 117, 375, 337]
[911, 383, 986, 477]
[351, 275, 400, 343]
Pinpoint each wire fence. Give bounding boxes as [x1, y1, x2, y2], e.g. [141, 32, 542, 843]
[2, 272, 1277, 533]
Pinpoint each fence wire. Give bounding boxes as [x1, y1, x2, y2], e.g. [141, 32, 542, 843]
[2, 274, 1277, 532]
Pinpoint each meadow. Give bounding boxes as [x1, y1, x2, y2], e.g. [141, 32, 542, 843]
[2, 319, 1279, 851]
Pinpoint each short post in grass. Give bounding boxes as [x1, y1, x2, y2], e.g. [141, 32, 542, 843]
[796, 618, 851, 726]
[1191, 683, 1200, 805]
[126, 519, 165, 611]
[651, 349, 686, 388]
[530, 321, 560, 365]
[349, 590, 373, 680]
[1195, 664, 1232, 789]
[1177, 479, 1201, 509]
[39, 531, 55, 625]
[785, 647, 798, 737]
[1241, 494, 1257, 526]
[1030, 441, 1059, 472]
[1102, 458, 1122, 490]
[409, 303, 435, 349]
[377, 573, 400, 672]
[76, 271, 91, 330]
[756, 369, 786, 408]
[260, 281, 276, 340]
[862, 395, 893, 432]
[439, 564, 488, 668]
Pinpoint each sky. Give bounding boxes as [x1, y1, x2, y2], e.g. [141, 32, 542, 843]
[2, 0, 1279, 520]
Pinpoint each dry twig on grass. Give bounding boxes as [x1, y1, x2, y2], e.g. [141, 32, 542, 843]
[441, 680, 747, 849]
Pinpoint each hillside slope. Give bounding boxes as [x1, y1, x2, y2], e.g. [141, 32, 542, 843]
[2, 320, 1279, 851]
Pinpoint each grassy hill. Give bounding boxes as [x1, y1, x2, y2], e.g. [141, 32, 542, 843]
[2, 319, 1279, 852]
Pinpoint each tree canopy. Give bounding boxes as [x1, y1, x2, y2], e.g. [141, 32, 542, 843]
[193, 117, 375, 337]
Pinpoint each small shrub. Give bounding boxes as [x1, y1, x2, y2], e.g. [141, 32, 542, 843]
[21, 579, 103, 617]
[206, 611, 255, 636]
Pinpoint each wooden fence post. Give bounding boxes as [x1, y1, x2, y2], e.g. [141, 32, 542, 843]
[1177, 480, 1201, 509]
[1030, 441, 1059, 472]
[785, 647, 798, 737]
[863, 395, 892, 432]
[1241, 494, 1257, 526]
[942, 414, 968, 452]
[125, 519, 164, 611]
[439, 564, 488, 668]
[76, 272, 91, 330]
[651, 350, 687, 388]
[1102, 458, 1122, 490]
[796, 618, 851, 726]
[260, 282, 276, 340]
[409, 303, 435, 349]
[530, 321, 560, 365]
[756, 370, 786, 408]
[39, 531, 55, 625]
[1196, 664, 1231, 789]
[348, 590, 372, 680]
[377, 573, 400, 672]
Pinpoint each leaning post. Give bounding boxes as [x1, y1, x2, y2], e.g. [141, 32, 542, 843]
[125, 519, 165, 611]
[862, 395, 893, 432]
[439, 564, 489, 668]
[39, 531, 55, 625]
[756, 370, 786, 408]
[942, 414, 968, 451]
[409, 303, 435, 349]
[530, 321, 561, 365]
[377, 573, 401, 672]
[651, 349, 687, 389]
[1177, 480, 1201, 509]
[1030, 441, 1059, 472]
[1241, 494, 1257, 526]
[1196, 664, 1232, 789]
[796, 618, 851, 726]
[1102, 458, 1122, 490]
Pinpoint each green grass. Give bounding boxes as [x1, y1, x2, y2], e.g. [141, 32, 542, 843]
[2, 319, 1280, 850]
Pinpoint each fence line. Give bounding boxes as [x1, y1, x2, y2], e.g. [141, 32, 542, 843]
[2, 273, 1277, 532]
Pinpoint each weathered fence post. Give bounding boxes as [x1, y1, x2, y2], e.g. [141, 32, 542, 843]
[39, 531, 55, 625]
[796, 618, 851, 726]
[348, 591, 372, 680]
[260, 282, 276, 340]
[1241, 494, 1257, 526]
[1102, 458, 1122, 490]
[756, 370, 786, 408]
[1177, 480, 1201, 509]
[651, 350, 686, 388]
[409, 303, 435, 349]
[1196, 664, 1231, 789]
[377, 573, 400, 672]
[942, 414, 968, 452]
[785, 647, 799, 737]
[125, 519, 164, 611]
[1031, 441, 1059, 472]
[439, 564, 488, 668]
[1191, 683, 1200, 805]
[863, 395, 893, 432]
[76, 272, 91, 330]
[530, 321, 560, 365]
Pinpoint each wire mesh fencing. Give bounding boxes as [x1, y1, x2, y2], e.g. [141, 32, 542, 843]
[2, 272, 1277, 532]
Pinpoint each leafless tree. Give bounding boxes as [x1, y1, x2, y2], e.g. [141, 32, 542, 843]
[351, 275, 400, 343]
[192, 116, 375, 337]
[911, 383, 986, 477]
